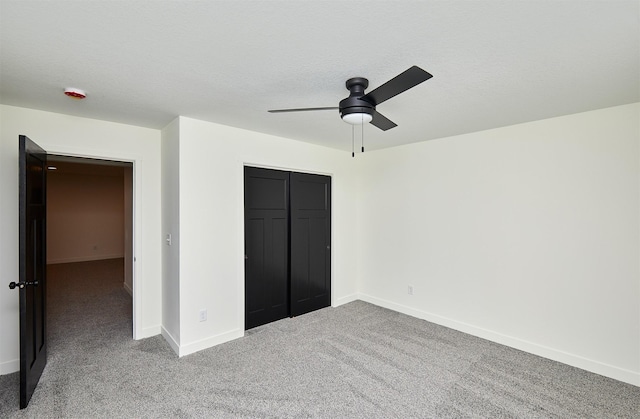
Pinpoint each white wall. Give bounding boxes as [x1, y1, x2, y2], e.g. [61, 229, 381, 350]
[357, 103, 640, 385]
[170, 117, 359, 356]
[0, 105, 162, 374]
[161, 117, 181, 351]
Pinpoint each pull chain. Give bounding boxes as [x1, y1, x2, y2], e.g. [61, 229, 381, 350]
[361, 114, 365, 153]
[351, 124, 355, 158]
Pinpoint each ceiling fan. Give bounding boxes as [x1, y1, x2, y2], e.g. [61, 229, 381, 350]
[268, 65, 433, 131]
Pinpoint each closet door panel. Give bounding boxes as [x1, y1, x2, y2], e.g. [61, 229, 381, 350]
[290, 172, 331, 317]
[244, 167, 289, 329]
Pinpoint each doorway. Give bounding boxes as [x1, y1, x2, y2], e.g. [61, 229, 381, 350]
[46, 156, 133, 292]
[40, 146, 143, 340]
[244, 166, 331, 330]
[46, 155, 133, 315]
[15, 136, 140, 408]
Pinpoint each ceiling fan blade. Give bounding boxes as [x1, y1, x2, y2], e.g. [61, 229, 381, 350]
[268, 107, 339, 113]
[361, 66, 433, 106]
[370, 110, 397, 131]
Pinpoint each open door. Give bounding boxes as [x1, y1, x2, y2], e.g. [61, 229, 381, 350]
[9, 135, 48, 409]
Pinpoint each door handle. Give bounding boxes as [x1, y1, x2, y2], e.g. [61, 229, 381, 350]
[8, 281, 38, 290]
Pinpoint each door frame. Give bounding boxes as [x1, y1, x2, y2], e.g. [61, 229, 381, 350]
[238, 160, 334, 332]
[38, 143, 143, 339]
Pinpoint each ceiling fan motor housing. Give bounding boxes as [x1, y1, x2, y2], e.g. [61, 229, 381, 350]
[339, 77, 374, 121]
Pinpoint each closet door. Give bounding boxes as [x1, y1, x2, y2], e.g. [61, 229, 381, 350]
[290, 172, 331, 317]
[244, 167, 289, 330]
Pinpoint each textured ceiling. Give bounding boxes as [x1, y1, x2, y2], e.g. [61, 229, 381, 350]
[1, 1, 638, 152]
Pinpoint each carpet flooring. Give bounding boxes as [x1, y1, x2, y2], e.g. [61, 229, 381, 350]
[0, 259, 638, 418]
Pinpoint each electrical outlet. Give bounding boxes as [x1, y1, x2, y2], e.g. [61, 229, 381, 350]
[199, 309, 207, 322]
[408, 285, 414, 295]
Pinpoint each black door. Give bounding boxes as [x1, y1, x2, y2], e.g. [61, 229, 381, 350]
[244, 167, 290, 329]
[17, 135, 47, 408]
[244, 167, 331, 329]
[290, 172, 331, 316]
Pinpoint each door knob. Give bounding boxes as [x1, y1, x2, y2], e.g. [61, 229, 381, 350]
[8, 281, 38, 290]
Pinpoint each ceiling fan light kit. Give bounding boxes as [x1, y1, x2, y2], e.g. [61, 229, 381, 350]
[342, 112, 373, 125]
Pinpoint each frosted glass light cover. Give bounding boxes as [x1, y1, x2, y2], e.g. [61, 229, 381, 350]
[342, 113, 373, 125]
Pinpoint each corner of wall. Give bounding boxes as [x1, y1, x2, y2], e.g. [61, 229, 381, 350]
[176, 329, 244, 358]
[161, 326, 180, 356]
[160, 116, 181, 345]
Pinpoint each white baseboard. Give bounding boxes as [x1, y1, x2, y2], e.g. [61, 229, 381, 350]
[333, 293, 359, 307]
[47, 254, 124, 265]
[358, 293, 640, 387]
[161, 326, 180, 356]
[178, 329, 244, 358]
[137, 325, 161, 339]
[123, 281, 133, 296]
[0, 359, 19, 375]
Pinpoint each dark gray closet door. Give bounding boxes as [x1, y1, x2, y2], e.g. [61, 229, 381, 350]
[244, 167, 290, 330]
[290, 172, 331, 317]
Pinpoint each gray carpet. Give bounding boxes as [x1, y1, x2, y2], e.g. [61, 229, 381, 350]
[0, 259, 638, 418]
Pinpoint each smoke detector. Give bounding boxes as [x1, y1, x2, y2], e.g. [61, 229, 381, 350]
[64, 88, 86, 99]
